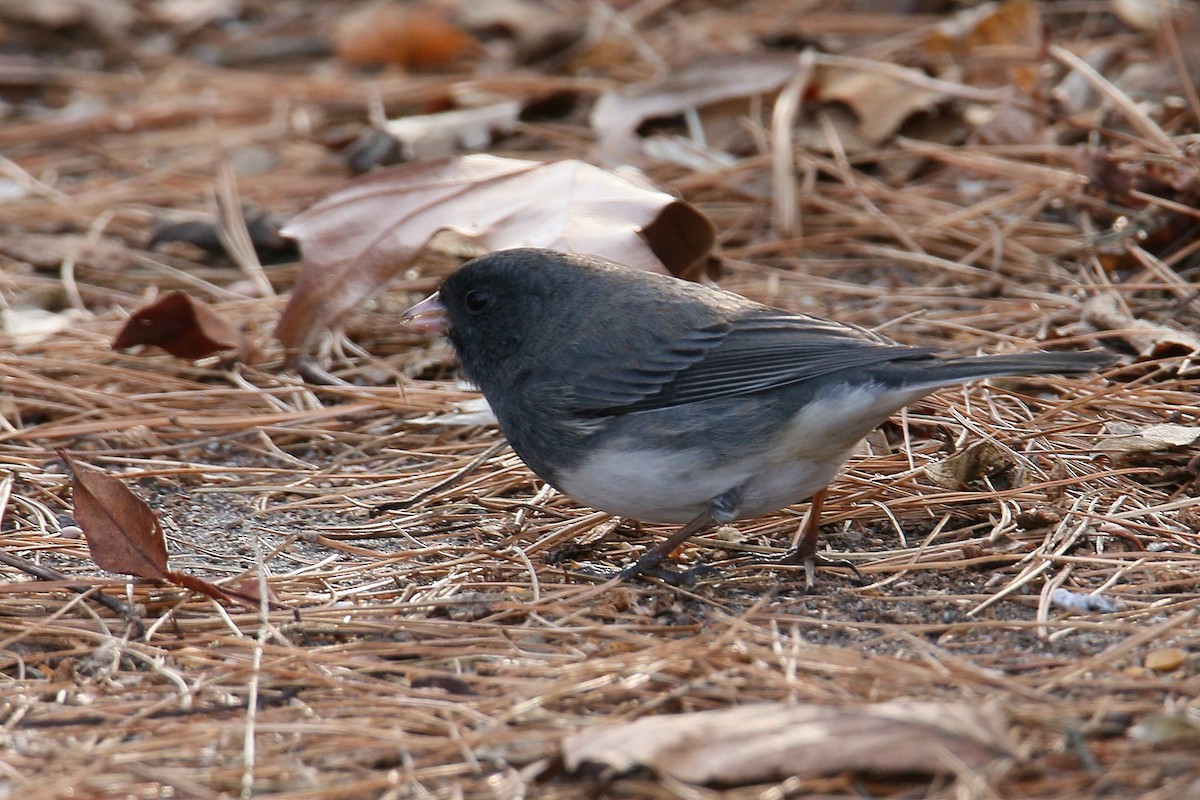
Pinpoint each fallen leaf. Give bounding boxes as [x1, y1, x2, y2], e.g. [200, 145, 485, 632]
[410, 674, 476, 695]
[64, 453, 169, 581]
[923, 440, 1012, 489]
[64, 453, 269, 607]
[231, 575, 279, 606]
[0, 0, 134, 38]
[335, 3, 478, 68]
[1083, 293, 1200, 375]
[150, 0, 240, 28]
[815, 65, 945, 145]
[274, 154, 716, 351]
[382, 101, 521, 161]
[925, 0, 1043, 92]
[1111, 0, 1169, 32]
[1051, 42, 1121, 114]
[1098, 422, 1200, 453]
[1129, 714, 1200, 746]
[2, 307, 77, 347]
[590, 53, 800, 147]
[113, 291, 257, 362]
[560, 701, 1016, 786]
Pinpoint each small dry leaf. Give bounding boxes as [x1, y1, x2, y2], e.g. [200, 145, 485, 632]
[2, 307, 76, 346]
[335, 3, 478, 68]
[815, 66, 945, 145]
[113, 291, 256, 362]
[590, 53, 800, 147]
[1083, 293, 1200, 375]
[1111, 0, 1168, 32]
[560, 701, 1015, 786]
[1099, 422, 1200, 453]
[924, 440, 1012, 489]
[383, 101, 521, 161]
[230, 575, 279, 606]
[1129, 714, 1200, 746]
[149, 212, 296, 265]
[0, 0, 134, 36]
[63, 452, 264, 607]
[925, 0, 1043, 92]
[65, 453, 168, 581]
[274, 154, 715, 351]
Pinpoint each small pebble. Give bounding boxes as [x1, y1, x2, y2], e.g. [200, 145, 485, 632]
[1144, 647, 1187, 673]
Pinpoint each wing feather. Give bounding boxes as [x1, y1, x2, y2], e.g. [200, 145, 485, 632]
[569, 311, 936, 415]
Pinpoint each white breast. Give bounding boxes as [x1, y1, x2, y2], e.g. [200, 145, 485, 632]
[556, 383, 922, 524]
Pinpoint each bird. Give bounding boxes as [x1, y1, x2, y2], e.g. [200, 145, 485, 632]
[404, 247, 1114, 587]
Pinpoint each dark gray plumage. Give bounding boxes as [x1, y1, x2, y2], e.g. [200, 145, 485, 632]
[406, 247, 1114, 585]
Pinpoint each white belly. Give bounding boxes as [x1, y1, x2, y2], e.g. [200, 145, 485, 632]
[556, 383, 912, 524]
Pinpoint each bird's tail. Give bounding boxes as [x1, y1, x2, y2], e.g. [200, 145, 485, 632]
[886, 349, 1116, 390]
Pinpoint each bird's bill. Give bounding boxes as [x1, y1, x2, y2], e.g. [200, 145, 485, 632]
[403, 292, 447, 332]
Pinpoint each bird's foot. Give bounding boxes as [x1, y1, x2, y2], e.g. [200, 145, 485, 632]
[762, 548, 864, 591]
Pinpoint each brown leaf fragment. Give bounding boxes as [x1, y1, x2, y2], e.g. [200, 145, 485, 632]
[382, 101, 521, 161]
[63, 453, 168, 581]
[1083, 293, 1200, 375]
[274, 154, 715, 351]
[1099, 422, 1200, 454]
[334, 3, 478, 69]
[560, 701, 1016, 786]
[815, 65, 945, 145]
[924, 0, 1043, 92]
[924, 440, 1013, 489]
[113, 291, 253, 362]
[590, 53, 800, 147]
[1129, 714, 1200, 746]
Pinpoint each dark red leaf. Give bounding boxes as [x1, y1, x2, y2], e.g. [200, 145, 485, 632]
[113, 291, 244, 360]
[64, 453, 169, 581]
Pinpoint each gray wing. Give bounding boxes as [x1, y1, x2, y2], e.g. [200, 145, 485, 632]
[569, 312, 938, 416]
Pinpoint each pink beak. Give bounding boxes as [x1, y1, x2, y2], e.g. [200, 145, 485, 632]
[403, 292, 447, 332]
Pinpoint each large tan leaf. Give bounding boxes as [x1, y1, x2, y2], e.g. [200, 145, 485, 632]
[561, 701, 1016, 786]
[274, 154, 715, 351]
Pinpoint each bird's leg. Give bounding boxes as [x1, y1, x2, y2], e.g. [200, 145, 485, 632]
[774, 488, 863, 589]
[614, 509, 716, 585]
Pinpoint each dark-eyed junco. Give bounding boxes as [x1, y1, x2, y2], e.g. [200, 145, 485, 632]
[405, 248, 1114, 586]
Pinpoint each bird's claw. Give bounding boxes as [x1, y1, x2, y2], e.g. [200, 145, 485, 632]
[754, 548, 864, 590]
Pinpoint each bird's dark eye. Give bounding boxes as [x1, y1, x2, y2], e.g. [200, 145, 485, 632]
[463, 289, 491, 314]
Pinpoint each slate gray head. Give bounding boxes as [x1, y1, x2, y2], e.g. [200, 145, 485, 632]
[407, 247, 752, 393]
